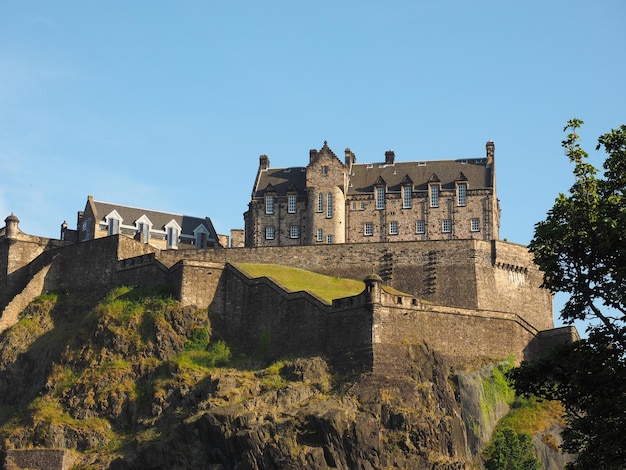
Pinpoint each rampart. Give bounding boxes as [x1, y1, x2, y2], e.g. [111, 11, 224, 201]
[1, 232, 575, 371]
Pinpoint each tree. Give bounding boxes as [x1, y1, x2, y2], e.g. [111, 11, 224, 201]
[484, 427, 540, 470]
[510, 119, 626, 469]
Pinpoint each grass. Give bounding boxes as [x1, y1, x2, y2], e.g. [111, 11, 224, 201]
[234, 263, 365, 304]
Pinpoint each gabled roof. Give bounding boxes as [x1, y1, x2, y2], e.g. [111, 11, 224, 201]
[87, 198, 218, 240]
[348, 159, 492, 194]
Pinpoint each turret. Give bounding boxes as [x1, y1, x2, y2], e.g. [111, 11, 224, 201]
[364, 273, 383, 304]
[4, 213, 19, 241]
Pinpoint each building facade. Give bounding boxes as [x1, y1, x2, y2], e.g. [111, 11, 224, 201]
[63, 196, 223, 250]
[244, 141, 500, 247]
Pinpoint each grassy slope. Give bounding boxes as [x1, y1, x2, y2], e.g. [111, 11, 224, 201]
[234, 263, 366, 304]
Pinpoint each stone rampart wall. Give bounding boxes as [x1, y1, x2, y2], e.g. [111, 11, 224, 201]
[5, 448, 75, 470]
[156, 239, 552, 331]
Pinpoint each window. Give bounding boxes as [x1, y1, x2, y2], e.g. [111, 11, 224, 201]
[389, 221, 398, 235]
[317, 193, 323, 213]
[351, 202, 356, 211]
[442, 219, 452, 233]
[322, 165, 329, 176]
[471, 218, 480, 232]
[360, 202, 365, 210]
[265, 196, 274, 214]
[265, 226, 275, 240]
[288, 194, 297, 213]
[167, 227, 178, 249]
[430, 185, 439, 208]
[327, 235, 333, 244]
[316, 229, 323, 242]
[327, 193, 333, 218]
[137, 222, 149, 243]
[196, 231, 207, 248]
[290, 225, 299, 239]
[416, 220, 425, 234]
[108, 218, 119, 236]
[457, 183, 467, 206]
[376, 187, 385, 209]
[364, 222, 373, 236]
[403, 186, 412, 209]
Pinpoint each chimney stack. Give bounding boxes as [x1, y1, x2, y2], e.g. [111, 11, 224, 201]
[309, 149, 318, 163]
[486, 141, 495, 166]
[385, 150, 395, 165]
[259, 154, 270, 170]
[345, 148, 356, 167]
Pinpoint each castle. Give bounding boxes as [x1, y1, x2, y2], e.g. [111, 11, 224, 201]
[245, 141, 499, 246]
[0, 142, 578, 373]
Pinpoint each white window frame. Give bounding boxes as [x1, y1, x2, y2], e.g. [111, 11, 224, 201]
[316, 228, 323, 242]
[265, 226, 275, 240]
[105, 210, 122, 236]
[457, 183, 467, 206]
[389, 221, 398, 235]
[364, 222, 373, 236]
[165, 219, 181, 249]
[375, 186, 385, 210]
[317, 193, 323, 213]
[288, 194, 297, 213]
[416, 220, 425, 234]
[326, 234, 333, 244]
[360, 202, 365, 210]
[430, 185, 439, 208]
[265, 195, 274, 214]
[471, 218, 480, 232]
[290, 225, 299, 239]
[327, 193, 333, 218]
[403, 186, 412, 209]
[442, 219, 452, 233]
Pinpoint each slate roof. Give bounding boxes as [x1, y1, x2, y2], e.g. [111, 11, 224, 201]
[253, 167, 307, 198]
[251, 158, 492, 199]
[89, 200, 217, 239]
[348, 159, 492, 194]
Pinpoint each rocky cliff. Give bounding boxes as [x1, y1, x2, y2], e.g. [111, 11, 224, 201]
[0, 286, 566, 469]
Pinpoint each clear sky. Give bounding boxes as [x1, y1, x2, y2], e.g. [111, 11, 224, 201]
[1, 2, 624, 328]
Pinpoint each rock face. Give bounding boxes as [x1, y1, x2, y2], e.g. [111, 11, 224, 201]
[0, 288, 566, 469]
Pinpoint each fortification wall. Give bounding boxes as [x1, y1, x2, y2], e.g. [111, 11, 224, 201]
[156, 239, 552, 331]
[208, 265, 373, 372]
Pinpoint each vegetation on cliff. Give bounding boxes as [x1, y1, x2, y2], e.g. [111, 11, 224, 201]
[0, 286, 476, 468]
[511, 120, 626, 469]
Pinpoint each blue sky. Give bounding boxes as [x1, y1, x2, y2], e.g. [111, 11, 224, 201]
[2, 2, 625, 328]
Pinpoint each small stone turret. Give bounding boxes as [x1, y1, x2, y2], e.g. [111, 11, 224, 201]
[364, 273, 382, 304]
[4, 213, 20, 242]
[259, 155, 270, 171]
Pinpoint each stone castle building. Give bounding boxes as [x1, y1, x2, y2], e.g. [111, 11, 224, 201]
[244, 141, 499, 247]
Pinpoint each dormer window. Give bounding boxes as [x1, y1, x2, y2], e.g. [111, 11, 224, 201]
[193, 224, 211, 249]
[288, 194, 297, 214]
[429, 185, 440, 208]
[457, 183, 467, 206]
[403, 186, 412, 209]
[265, 195, 274, 214]
[105, 210, 122, 236]
[376, 187, 385, 210]
[164, 219, 182, 249]
[135, 215, 153, 244]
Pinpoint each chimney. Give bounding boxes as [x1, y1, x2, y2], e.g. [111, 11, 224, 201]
[259, 154, 270, 170]
[309, 148, 318, 163]
[486, 141, 495, 166]
[344, 148, 356, 167]
[385, 150, 395, 165]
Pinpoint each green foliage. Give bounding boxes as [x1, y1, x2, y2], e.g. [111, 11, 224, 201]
[513, 120, 626, 469]
[483, 427, 540, 470]
[174, 340, 231, 371]
[184, 327, 210, 351]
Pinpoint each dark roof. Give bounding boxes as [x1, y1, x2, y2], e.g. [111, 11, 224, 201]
[348, 159, 492, 194]
[90, 200, 217, 238]
[253, 167, 307, 198]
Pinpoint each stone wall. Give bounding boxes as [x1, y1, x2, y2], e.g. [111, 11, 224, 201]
[156, 239, 552, 332]
[5, 448, 75, 470]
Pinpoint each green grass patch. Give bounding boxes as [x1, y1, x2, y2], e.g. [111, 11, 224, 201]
[234, 263, 365, 304]
[499, 396, 565, 436]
